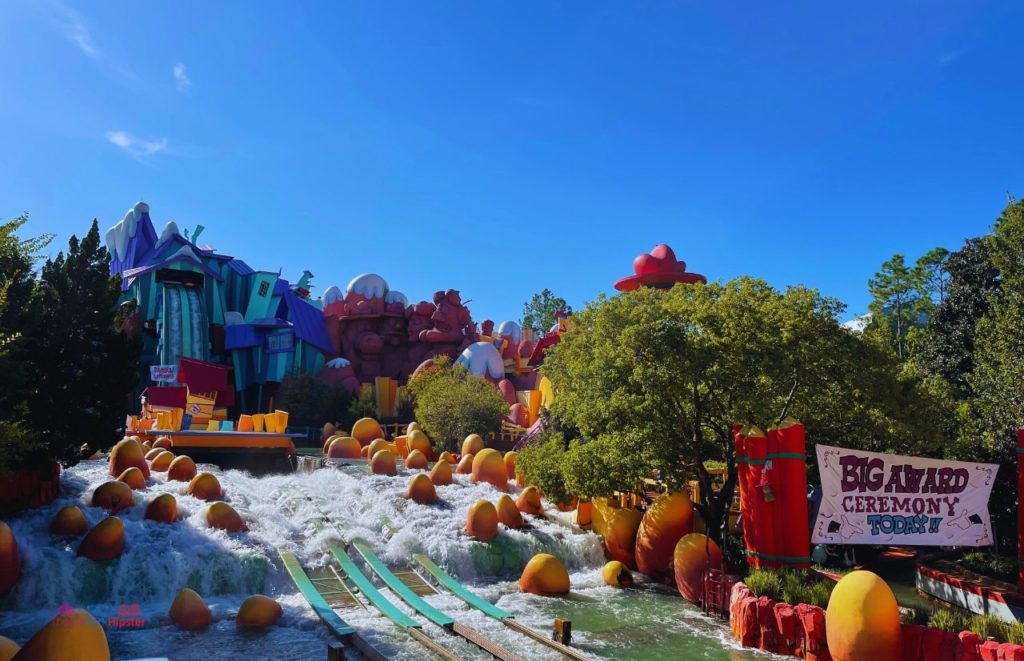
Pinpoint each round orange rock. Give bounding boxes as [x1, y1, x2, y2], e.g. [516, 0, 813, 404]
[237, 594, 282, 628]
[186, 472, 223, 501]
[366, 438, 390, 460]
[0, 635, 19, 660]
[327, 436, 361, 459]
[144, 447, 164, 461]
[636, 492, 694, 578]
[407, 430, 432, 457]
[150, 450, 175, 472]
[14, 608, 109, 660]
[77, 516, 124, 561]
[438, 451, 457, 465]
[406, 474, 438, 504]
[153, 436, 173, 450]
[117, 467, 146, 491]
[495, 494, 524, 529]
[602, 560, 634, 588]
[519, 553, 570, 596]
[108, 438, 151, 480]
[169, 588, 213, 630]
[144, 493, 178, 524]
[0, 522, 21, 596]
[206, 501, 246, 532]
[466, 499, 498, 541]
[167, 455, 197, 482]
[50, 505, 89, 537]
[405, 449, 428, 470]
[516, 486, 543, 516]
[370, 450, 398, 476]
[825, 571, 901, 661]
[430, 460, 453, 486]
[461, 434, 485, 456]
[471, 448, 507, 490]
[672, 533, 722, 601]
[351, 417, 384, 445]
[92, 480, 134, 513]
[456, 454, 474, 474]
[503, 451, 517, 481]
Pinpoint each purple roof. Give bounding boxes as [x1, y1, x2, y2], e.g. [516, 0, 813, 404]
[273, 278, 290, 296]
[224, 324, 262, 350]
[122, 252, 223, 284]
[110, 211, 158, 279]
[227, 259, 254, 276]
[283, 291, 333, 353]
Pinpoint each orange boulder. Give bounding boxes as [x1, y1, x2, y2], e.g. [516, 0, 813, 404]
[456, 454, 474, 474]
[169, 588, 213, 630]
[672, 533, 722, 601]
[366, 438, 390, 460]
[144, 448, 164, 461]
[471, 448, 507, 490]
[516, 486, 543, 516]
[13, 608, 109, 660]
[602, 560, 634, 588]
[150, 450, 174, 472]
[406, 474, 438, 504]
[430, 461, 453, 486]
[405, 449, 428, 470]
[326, 436, 361, 459]
[153, 436, 173, 450]
[0, 522, 21, 596]
[108, 438, 150, 480]
[50, 505, 89, 537]
[0, 635, 18, 660]
[462, 434, 485, 456]
[503, 451, 517, 481]
[370, 450, 397, 476]
[144, 493, 178, 524]
[519, 553, 570, 596]
[206, 501, 246, 532]
[466, 499, 498, 541]
[167, 455, 197, 482]
[77, 516, 124, 561]
[635, 492, 694, 578]
[117, 467, 146, 491]
[495, 494, 524, 529]
[351, 418, 384, 445]
[186, 472, 223, 501]
[92, 480, 134, 513]
[407, 430, 432, 457]
[438, 451, 457, 464]
[236, 594, 282, 628]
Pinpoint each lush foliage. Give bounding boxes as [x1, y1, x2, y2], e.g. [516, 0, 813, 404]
[0, 216, 138, 474]
[522, 288, 571, 336]
[408, 357, 507, 452]
[521, 276, 945, 541]
[744, 568, 832, 608]
[958, 551, 1017, 583]
[277, 373, 354, 429]
[928, 610, 1024, 645]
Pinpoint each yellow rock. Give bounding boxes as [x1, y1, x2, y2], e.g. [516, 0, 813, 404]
[0, 635, 18, 661]
[144, 447, 164, 461]
[366, 438, 390, 460]
[352, 418, 384, 445]
[466, 499, 498, 541]
[169, 588, 213, 630]
[144, 493, 178, 524]
[503, 451, 517, 481]
[602, 560, 634, 588]
[107, 438, 150, 480]
[429, 461, 453, 486]
[153, 436, 173, 450]
[91, 480, 133, 513]
[236, 594, 282, 628]
[461, 433, 485, 456]
[326, 436, 361, 459]
[405, 449, 428, 470]
[406, 422, 420, 432]
[77, 517, 124, 561]
[825, 570, 900, 661]
[456, 454, 474, 474]
[407, 430, 432, 457]
[591, 498, 644, 569]
[406, 474, 438, 504]
[516, 486, 543, 516]
[438, 451, 457, 465]
[167, 455, 197, 482]
[635, 492, 694, 578]
[50, 505, 89, 537]
[370, 450, 397, 476]
[13, 608, 109, 660]
[322, 433, 342, 453]
[672, 533, 722, 601]
[471, 448, 507, 490]
[495, 494, 524, 529]
[150, 450, 174, 472]
[117, 467, 146, 491]
[519, 553, 570, 596]
[0, 522, 21, 596]
[186, 472, 223, 501]
[206, 501, 246, 532]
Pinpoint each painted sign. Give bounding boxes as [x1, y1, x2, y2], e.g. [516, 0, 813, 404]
[149, 365, 178, 383]
[812, 445, 997, 547]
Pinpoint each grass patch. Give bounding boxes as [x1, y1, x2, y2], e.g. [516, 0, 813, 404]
[745, 568, 833, 607]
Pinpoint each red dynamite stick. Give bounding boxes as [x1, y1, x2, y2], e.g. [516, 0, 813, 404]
[745, 428, 771, 569]
[735, 427, 758, 568]
[764, 428, 785, 570]
[778, 421, 810, 569]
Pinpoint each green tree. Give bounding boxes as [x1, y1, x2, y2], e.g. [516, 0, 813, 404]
[24, 220, 140, 463]
[523, 278, 945, 543]
[522, 288, 571, 335]
[408, 357, 508, 453]
[868, 254, 923, 359]
[277, 372, 353, 431]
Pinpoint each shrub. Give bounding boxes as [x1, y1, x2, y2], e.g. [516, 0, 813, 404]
[516, 433, 570, 504]
[970, 613, 1009, 642]
[745, 569, 783, 601]
[407, 358, 507, 453]
[277, 373, 353, 429]
[0, 418, 42, 478]
[928, 608, 971, 633]
[1006, 620, 1024, 645]
[745, 568, 833, 607]
[959, 552, 1017, 583]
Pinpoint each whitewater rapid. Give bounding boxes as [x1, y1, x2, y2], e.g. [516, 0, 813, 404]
[0, 457, 768, 660]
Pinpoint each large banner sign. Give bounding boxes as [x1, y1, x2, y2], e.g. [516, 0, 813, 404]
[812, 445, 998, 547]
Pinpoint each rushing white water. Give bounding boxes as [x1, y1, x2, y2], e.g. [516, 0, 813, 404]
[0, 456, 771, 660]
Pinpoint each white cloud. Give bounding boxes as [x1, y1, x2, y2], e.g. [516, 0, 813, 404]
[104, 131, 169, 159]
[173, 62, 191, 92]
[54, 1, 98, 57]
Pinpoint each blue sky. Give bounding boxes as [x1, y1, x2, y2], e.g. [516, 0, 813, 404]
[2, 1, 1022, 324]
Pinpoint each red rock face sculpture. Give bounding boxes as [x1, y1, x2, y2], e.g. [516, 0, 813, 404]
[320, 276, 479, 391]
